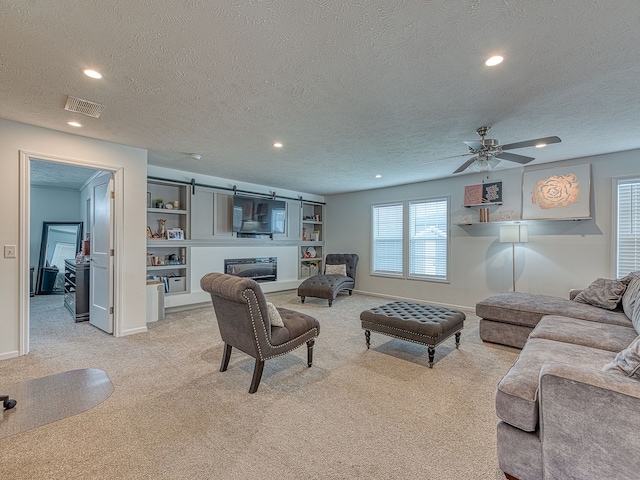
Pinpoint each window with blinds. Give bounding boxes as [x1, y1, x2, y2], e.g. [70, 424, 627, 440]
[617, 179, 640, 277]
[372, 203, 403, 276]
[409, 198, 449, 281]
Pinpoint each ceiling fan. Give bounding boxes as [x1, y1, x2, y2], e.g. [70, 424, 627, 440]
[452, 126, 561, 174]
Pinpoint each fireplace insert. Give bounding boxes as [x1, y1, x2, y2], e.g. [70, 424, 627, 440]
[224, 257, 277, 282]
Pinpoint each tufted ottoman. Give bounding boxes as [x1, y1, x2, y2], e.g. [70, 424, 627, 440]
[360, 301, 465, 368]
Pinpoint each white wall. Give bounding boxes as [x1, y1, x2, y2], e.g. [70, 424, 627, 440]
[325, 149, 640, 310]
[0, 118, 148, 359]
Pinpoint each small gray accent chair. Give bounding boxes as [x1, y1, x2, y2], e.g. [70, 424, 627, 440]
[200, 272, 320, 393]
[297, 253, 359, 306]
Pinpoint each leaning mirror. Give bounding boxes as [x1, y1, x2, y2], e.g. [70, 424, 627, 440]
[36, 222, 83, 295]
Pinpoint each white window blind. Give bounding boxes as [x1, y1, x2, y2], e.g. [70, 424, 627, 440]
[409, 198, 449, 281]
[372, 203, 403, 275]
[617, 179, 640, 277]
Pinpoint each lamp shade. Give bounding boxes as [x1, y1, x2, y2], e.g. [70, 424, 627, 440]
[500, 224, 528, 243]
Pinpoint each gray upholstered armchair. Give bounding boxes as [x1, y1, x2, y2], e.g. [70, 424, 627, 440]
[297, 253, 359, 306]
[200, 273, 320, 393]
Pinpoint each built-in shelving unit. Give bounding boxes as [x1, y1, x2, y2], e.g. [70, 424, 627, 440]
[147, 176, 328, 289]
[147, 179, 190, 295]
[300, 202, 324, 279]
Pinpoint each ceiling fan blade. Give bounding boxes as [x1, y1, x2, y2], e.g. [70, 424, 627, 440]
[436, 152, 476, 161]
[495, 151, 535, 164]
[453, 157, 477, 174]
[463, 140, 484, 150]
[501, 136, 561, 150]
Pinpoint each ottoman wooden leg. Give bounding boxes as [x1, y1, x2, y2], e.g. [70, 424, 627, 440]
[306, 338, 315, 367]
[455, 331, 461, 349]
[428, 346, 435, 368]
[365, 330, 371, 349]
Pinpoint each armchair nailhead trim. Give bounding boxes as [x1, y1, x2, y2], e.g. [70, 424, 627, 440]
[243, 289, 319, 362]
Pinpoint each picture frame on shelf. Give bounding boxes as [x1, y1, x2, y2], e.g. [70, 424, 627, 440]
[482, 181, 502, 203]
[147, 192, 151, 208]
[464, 184, 483, 205]
[463, 181, 502, 205]
[522, 164, 591, 220]
[167, 228, 184, 240]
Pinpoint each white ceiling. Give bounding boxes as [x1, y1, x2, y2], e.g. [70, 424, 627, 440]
[3, 1, 640, 195]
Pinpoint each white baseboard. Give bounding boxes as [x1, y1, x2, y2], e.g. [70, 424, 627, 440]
[118, 326, 148, 337]
[352, 289, 475, 315]
[0, 350, 20, 360]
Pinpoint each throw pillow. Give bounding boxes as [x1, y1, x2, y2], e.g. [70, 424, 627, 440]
[325, 264, 347, 276]
[603, 336, 640, 379]
[573, 277, 628, 310]
[632, 301, 640, 335]
[266, 302, 284, 328]
[621, 272, 640, 319]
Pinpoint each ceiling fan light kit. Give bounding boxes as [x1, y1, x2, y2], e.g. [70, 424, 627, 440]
[452, 126, 561, 174]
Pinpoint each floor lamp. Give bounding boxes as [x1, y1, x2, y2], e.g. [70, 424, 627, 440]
[500, 224, 528, 292]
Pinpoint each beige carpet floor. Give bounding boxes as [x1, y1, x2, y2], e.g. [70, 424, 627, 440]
[0, 291, 519, 480]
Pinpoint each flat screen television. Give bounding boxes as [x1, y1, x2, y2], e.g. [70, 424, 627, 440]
[232, 196, 286, 236]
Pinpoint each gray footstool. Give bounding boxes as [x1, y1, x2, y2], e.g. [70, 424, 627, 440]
[360, 301, 465, 367]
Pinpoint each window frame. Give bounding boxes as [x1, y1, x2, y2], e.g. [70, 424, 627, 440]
[407, 196, 450, 282]
[370, 196, 450, 283]
[614, 176, 640, 278]
[370, 202, 404, 278]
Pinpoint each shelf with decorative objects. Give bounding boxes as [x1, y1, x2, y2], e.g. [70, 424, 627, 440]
[147, 179, 190, 296]
[300, 245, 323, 278]
[456, 217, 591, 226]
[301, 202, 323, 242]
[463, 202, 503, 208]
[299, 201, 325, 279]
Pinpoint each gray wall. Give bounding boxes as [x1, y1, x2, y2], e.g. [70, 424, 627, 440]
[325, 149, 640, 310]
[29, 186, 82, 269]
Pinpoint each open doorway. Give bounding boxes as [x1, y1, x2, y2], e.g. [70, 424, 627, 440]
[22, 154, 117, 354]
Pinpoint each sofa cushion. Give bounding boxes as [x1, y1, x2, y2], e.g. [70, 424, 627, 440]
[621, 272, 640, 320]
[476, 292, 631, 329]
[529, 315, 638, 352]
[496, 338, 615, 432]
[603, 336, 640, 379]
[573, 277, 628, 310]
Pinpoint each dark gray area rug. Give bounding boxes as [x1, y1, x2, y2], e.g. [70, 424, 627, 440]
[0, 368, 113, 440]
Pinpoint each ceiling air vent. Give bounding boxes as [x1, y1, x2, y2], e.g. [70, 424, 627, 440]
[64, 95, 105, 118]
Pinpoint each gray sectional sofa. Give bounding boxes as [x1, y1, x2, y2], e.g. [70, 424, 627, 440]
[477, 273, 640, 480]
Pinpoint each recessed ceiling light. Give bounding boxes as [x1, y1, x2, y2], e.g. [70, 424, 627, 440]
[535, 143, 547, 148]
[484, 55, 504, 67]
[190, 153, 202, 160]
[273, 142, 283, 148]
[67, 121, 82, 127]
[375, 174, 382, 178]
[83, 69, 102, 79]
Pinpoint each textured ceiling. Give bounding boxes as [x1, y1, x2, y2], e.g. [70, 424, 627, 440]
[30, 160, 99, 189]
[3, 1, 640, 195]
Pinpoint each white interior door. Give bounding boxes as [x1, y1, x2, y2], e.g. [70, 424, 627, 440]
[89, 172, 114, 333]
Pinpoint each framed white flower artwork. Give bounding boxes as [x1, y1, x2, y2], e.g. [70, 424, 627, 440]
[522, 163, 591, 220]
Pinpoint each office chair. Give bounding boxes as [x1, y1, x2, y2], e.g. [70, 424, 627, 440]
[1, 394, 16, 410]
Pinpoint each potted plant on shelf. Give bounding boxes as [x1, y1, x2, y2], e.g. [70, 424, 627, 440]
[153, 198, 164, 209]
